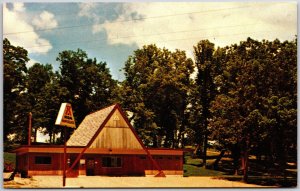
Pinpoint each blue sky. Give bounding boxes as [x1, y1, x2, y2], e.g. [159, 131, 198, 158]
[3, 2, 297, 81]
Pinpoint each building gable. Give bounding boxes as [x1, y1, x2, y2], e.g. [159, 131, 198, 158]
[89, 109, 143, 149]
[67, 104, 144, 150]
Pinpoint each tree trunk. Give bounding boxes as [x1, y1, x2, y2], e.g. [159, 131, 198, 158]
[53, 133, 56, 143]
[203, 132, 208, 167]
[213, 149, 226, 169]
[202, 114, 209, 168]
[242, 150, 249, 182]
[193, 144, 201, 158]
[49, 132, 52, 143]
[177, 124, 184, 148]
[231, 144, 241, 175]
[242, 135, 250, 183]
[152, 133, 158, 148]
[33, 127, 37, 143]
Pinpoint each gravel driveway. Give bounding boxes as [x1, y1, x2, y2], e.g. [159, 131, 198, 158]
[3, 175, 269, 188]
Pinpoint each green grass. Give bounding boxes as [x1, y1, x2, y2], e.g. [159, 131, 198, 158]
[4, 152, 16, 169]
[183, 152, 226, 177]
[183, 149, 297, 187]
[184, 164, 225, 177]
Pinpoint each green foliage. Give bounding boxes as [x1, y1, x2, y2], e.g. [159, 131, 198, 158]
[3, 38, 29, 145]
[3, 40, 117, 146]
[26, 63, 57, 141]
[57, 49, 117, 129]
[192, 40, 225, 166]
[209, 37, 297, 181]
[119, 44, 194, 147]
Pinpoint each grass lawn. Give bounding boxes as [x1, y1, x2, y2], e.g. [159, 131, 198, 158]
[184, 163, 225, 177]
[183, 149, 297, 187]
[183, 150, 226, 176]
[4, 152, 16, 170]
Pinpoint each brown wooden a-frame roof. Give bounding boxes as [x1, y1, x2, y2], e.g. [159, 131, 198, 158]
[67, 104, 144, 150]
[67, 104, 115, 146]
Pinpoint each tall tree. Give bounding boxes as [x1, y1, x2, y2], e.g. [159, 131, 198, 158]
[27, 63, 54, 142]
[119, 44, 194, 148]
[193, 40, 223, 167]
[3, 38, 29, 147]
[56, 49, 117, 137]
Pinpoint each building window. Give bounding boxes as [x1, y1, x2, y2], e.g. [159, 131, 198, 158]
[102, 156, 122, 168]
[35, 156, 52, 165]
[140, 156, 146, 160]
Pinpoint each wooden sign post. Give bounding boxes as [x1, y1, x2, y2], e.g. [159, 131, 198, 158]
[55, 103, 76, 187]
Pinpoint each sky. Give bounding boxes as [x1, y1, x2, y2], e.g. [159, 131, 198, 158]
[3, 1, 297, 81]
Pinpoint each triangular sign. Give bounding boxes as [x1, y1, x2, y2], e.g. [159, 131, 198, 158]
[55, 103, 76, 128]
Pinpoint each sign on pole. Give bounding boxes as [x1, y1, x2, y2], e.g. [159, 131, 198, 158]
[55, 102, 76, 187]
[55, 103, 76, 128]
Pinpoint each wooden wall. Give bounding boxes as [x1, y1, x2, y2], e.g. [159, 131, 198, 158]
[89, 110, 143, 149]
[16, 153, 183, 177]
[27, 153, 62, 176]
[80, 154, 183, 176]
[17, 153, 80, 177]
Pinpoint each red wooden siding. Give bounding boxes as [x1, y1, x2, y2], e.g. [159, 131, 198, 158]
[16, 152, 183, 177]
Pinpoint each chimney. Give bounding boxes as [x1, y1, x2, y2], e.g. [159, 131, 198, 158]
[28, 112, 32, 146]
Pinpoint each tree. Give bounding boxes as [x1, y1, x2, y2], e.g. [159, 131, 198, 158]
[193, 40, 224, 166]
[56, 49, 117, 138]
[119, 44, 194, 148]
[27, 63, 55, 142]
[3, 38, 29, 147]
[209, 37, 297, 182]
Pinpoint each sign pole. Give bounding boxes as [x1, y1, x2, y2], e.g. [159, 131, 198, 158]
[63, 125, 67, 187]
[55, 103, 76, 187]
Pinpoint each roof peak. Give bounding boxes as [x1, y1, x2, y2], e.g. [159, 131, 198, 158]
[67, 104, 118, 147]
[87, 103, 119, 116]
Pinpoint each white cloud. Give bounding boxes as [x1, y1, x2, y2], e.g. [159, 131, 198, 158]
[3, 3, 53, 54]
[78, 3, 97, 18]
[88, 2, 297, 57]
[32, 11, 58, 30]
[78, 2, 105, 32]
[13, 2, 25, 12]
[27, 58, 39, 68]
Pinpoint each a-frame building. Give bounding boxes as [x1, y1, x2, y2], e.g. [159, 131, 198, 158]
[13, 104, 183, 177]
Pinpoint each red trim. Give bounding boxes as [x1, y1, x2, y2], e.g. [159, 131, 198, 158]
[14, 145, 183, 150]
[147, 148, 184, 151]
[13, 147, 182, 155]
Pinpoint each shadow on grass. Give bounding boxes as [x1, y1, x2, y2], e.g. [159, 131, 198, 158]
[184, 151, 297, 187]
[219, 176, 297, 187]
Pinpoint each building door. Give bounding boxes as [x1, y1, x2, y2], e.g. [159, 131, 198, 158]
[67, 156, 79, 177]
[86, 159, 95, 176]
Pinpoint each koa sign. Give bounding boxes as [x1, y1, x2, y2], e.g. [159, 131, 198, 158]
[55, 103, 76, 128]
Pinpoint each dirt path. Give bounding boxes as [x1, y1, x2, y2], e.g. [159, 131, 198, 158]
[3, 175, 271, 188]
